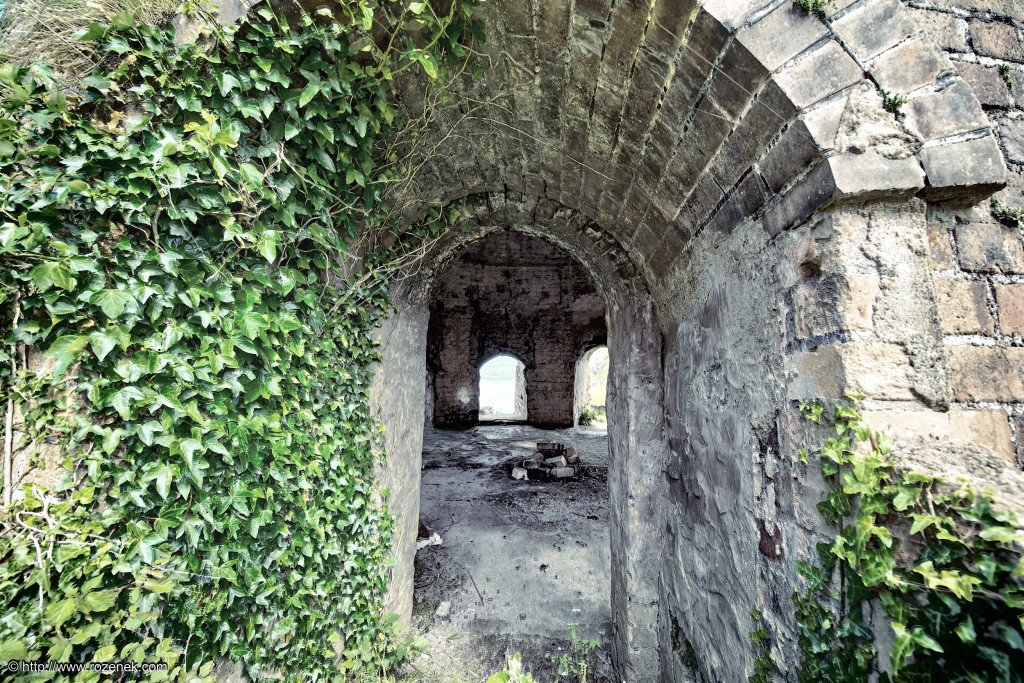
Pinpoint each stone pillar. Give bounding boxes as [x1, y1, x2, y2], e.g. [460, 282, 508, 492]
[370, 298, 430, 624]
[607, 298, 667, 682]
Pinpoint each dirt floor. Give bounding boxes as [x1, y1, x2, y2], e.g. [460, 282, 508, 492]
[410, 424, 616, 682]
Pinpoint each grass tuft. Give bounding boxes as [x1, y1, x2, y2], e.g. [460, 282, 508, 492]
[0, 0, 180, 76]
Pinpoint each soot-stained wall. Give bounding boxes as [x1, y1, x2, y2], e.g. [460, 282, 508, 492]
[427, 231, 606, 428]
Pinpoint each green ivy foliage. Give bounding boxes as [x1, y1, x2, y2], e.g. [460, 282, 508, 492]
[792, 399, 1024, 682]
[0, 1, 481, 680]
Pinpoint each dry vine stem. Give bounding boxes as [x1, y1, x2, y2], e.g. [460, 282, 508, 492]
[3, 294, 19, 508]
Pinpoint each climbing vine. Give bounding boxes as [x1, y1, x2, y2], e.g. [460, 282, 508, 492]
[792, 398, 1024, 682]
[0, 0, 482, 680]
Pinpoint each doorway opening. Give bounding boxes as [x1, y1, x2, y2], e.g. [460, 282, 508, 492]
[413, 231, 614, 678]
[575, 346, 608, 427]
[380, 202, 666, 681]
[478, 354, 527, 422]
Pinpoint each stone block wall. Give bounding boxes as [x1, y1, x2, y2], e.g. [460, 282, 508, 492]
[926, 203, 1024, 465]
[426, 231, 606, 428]
[897, 0, 1024, 467]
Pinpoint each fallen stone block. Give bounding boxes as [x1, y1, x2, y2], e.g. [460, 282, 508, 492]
[566, 454, 579, 465]
[523, 459, 545, 470]
[551, 467, 575, 478]
[416, 532, 443, 550]
[545, 455, 568, 467]
[512, 467, 528, 480]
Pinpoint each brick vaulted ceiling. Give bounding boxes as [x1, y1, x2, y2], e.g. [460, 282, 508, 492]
[365, 0, 1007, 289]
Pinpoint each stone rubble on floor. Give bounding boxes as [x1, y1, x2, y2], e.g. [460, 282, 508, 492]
[512, 442, 580, 481]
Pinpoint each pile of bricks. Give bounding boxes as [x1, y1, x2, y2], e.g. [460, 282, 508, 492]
[511, 442, 579, 481]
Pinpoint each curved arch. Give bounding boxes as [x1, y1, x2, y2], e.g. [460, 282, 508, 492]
[383, 0, 1005, 297]
[477, 348, 528, 368]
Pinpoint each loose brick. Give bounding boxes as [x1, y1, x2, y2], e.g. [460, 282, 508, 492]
[948, 345, 1024, 401]
[832, 0, 917, 61]
[933, 278, 994, 335]
[969, 21, 1024, 63]
[845, 274, 880, 330]
[841, 342, 915, 400]
[906, 8, 968, 53]
[1010, 65, 1024, 104]
[794, 278, 844, 339]
[955, 222, 1024, 273]
[763, 160, 836, 237]
[997, 117, 1024, 165]
[1015, 414, 1024, 466]
[870, 38, 954, 95]
[786, 345, 844, 400]
[828, 152, 925, 198]
[920, 135, 1008, 203]
[927, 222, 957, 268]
[995, 283, 1024, 335]
[775, 41, 862, 110]
[736, 3, 828, 73]
[707, 40, 770, 120]
[904, 80, 990, 141]
[956, 62, 1012, 108]
[863, 408, 1014, 462]
[759, 121, 819, 193]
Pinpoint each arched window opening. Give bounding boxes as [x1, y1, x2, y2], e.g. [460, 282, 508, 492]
[575, 346, 608, 426]
[478, 354, 527, 421]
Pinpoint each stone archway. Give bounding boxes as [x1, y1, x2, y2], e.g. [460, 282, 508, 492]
[211, 0, 1020, 679]
[371, 194, 667, 679]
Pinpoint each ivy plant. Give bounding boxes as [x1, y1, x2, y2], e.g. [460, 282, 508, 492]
[792, 398, 1024, 682]
[0, 0, 482, 680]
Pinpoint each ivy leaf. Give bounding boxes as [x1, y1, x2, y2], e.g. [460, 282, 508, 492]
[0, 640, 28, 662]
[110, 386, 145, 419]
[137, 420, 163, 446]
[955, 617, 976, 645]
[82, 591, 117, 612]
[44, 597, 78, 629]
[110, 10, 135, 30]
[239, 163, 263, 189]
[91, 289, 132, 319]
[237, 312, 271, 340]
[141, 464, 173, 500]
[259, 231, 279, 263]
[75, 22, 108, 41]
[143, 575, 175, 595]
[299, 75, 321, 107]
[220, 72, 240, 97]
[179, 438, 204, 471]
[94, 644, 118, 662]
[47, 638, 73, 662]
[31, 262, 76, 292]
[89, 330, 119, 361]
[183, 518, 205, 547]
[44, 335, 89, 379]
[101, 428, 123, 455]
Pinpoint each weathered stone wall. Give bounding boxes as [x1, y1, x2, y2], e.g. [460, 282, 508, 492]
[898, 0, 1024, 467]
[654, 196, 996, 680]
[427, 232, 606, 428]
